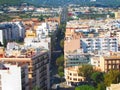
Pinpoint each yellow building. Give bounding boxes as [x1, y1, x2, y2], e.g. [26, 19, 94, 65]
[115, 12, 120, 19]
[25, 30, 36, 38]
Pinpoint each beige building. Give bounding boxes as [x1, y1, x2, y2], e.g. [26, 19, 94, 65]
[64, 66, 85, 86]
[100, 55, 120, 72]
[64, 29, 83, 53]
[115, 12, 120, 19]
[107, 83, 120, 90]
[90, 52, 120, 72]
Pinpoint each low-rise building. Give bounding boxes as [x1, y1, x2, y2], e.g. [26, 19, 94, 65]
[64, 66, 85, 86]
[107, 83, 120, 90]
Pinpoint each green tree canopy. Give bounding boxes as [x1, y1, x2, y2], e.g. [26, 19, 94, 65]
[56, 54, 64, 66]
[32, 86, 40, 90]
[58, 71, 64, 78]
[97, 83, 106, 90]
[60, 39, 64, 49]
[78, 64, 94, 79]
[104, 70, 120, 86]
[58, 66, 64, 72]
[75, 85, 96, 90]
[91, 72, 104, 83]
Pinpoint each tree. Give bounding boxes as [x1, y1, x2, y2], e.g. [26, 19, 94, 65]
[75, 85, 96, 90]
[91, 72, 104, 83]
[78, 64, 94, 80]
[60, 39, 64, 49]
[58, 66, 64, 72]
[58, 71, 64, 78]
[39, 15, 44, 21]
[97, 83, 106, 90]
[104, 70, 120, 86]
[56, 54, 64, 66]
[32, 86, 40, 90]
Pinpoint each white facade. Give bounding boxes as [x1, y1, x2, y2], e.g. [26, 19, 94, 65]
[80, 37, 118, 54]
[0, 64, 21, 90]
[0, 22, 25, 44]
[0, 30, 3, 44]
[36, 23, 49, 36]
[36, 22, 58, 36]
[14, 22, 25, 40]
[90, 56, 101, 67]
[24, 37, 51, 50]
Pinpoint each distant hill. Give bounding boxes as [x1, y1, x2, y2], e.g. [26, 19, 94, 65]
[0, 0, 120, 7]
[0, 0, 23, 5]
[25, 0, 120, 7]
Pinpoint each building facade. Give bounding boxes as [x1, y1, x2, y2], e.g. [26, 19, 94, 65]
[80, 37, 118, 53]
[0, 64, 22, 90]
[64, 66, 85, 86]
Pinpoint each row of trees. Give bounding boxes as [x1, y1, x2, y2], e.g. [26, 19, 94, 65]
[75, 64, 120, 90]
[55, 22, 66, 78]
[0, 14, 13, 22]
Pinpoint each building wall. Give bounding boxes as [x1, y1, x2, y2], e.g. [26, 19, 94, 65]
[25, 30, 36, 38]
[0, 64, 22, 90]
[115, 12, 120, 19]
[0, 30, 3, 44]
[64, 39, 80, 53]
[107, 83, 120, 90]
[64, 66, 85, 86]
[65, 53, 89, 67]
[80, 37, 118, 53]
[32, 51, 50, 90]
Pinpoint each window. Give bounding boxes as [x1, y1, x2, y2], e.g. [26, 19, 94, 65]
[73, 78, 77, 81]
[78, 79, 82, 81]
[73, 73, 77, 76]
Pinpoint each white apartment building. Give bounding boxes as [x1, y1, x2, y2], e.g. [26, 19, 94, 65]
[36, 22, 58, 37]
[36, 23, 49, 36]
[0, 22, 25, 45]
[0, 64, 22, 90]
[80, 37, 118, 53]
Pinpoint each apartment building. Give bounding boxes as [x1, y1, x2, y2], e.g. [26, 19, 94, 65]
[0, 64, 22, 90]
[0, 43, 50, 90]
[0, 22, 25, 45]
[90, 52, 120, 72]
[65, 51, 90, 67]
[100, 53, 120, 72]
[80, 37, 118, 53]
